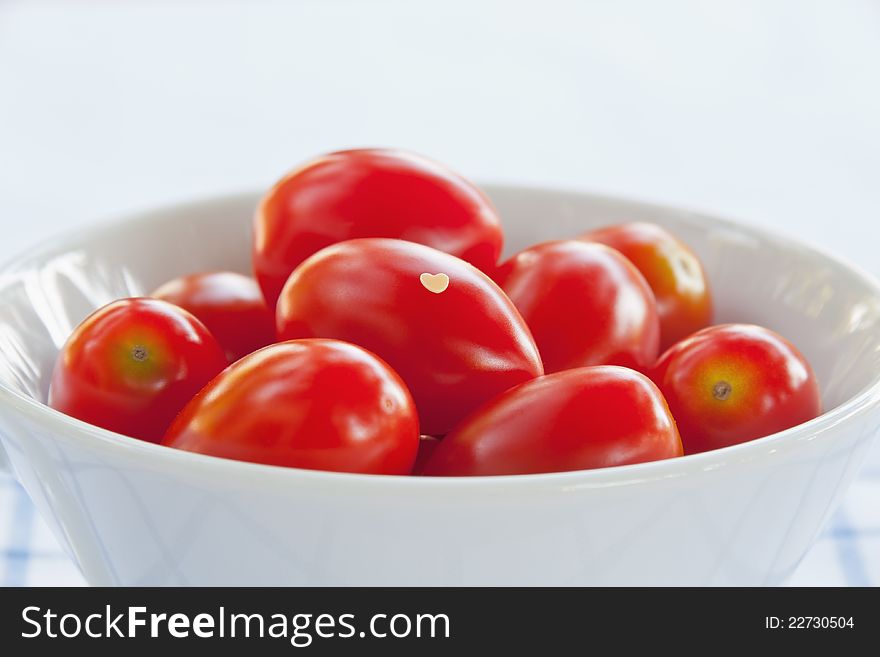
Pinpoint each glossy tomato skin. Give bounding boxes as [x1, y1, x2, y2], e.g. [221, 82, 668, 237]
[152, 271, 276, 362]
[253, 149, 504, 307]
[422, 366, 682, 476]
[276, 238, 543, 436]
[582, 222, 712, 350]
[48, 298, 228, 443]
[163, 339, 419, 475]
[650, 324, 821, 454]
[496, 240, 660, 373]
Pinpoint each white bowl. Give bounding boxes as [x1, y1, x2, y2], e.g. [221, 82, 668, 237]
[1, 186, 879, 586]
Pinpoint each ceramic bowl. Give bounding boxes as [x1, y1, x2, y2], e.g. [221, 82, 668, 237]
[1, 185, 879, 585]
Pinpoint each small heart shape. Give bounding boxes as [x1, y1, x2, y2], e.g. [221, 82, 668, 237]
[420, 272, 450, 294]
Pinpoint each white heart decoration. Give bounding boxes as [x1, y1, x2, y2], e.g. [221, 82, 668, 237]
[419, 272, 450, 294]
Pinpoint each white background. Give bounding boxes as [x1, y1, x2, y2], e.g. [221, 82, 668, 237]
[1, 0, 879, 586]
[2, 0, 879, 261]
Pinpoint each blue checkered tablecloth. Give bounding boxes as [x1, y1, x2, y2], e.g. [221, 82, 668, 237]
[2, 444, 879, 587]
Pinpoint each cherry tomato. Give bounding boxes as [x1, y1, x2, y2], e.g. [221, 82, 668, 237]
[253, 149, 504, 308]
[152, 271, 276, 362]
[422, 366, 682, 476]
[495, 240, 659, 373]
[650, 324, 821, 454]
[163, 339, 419, 475]
[48, 298, 228, 443]
[276, 238, 543, 436]
[581, 222, 712, 349]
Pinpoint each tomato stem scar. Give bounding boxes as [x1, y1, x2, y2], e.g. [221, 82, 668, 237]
[132, 345, 148, 362]
[713, 380, 732, 401]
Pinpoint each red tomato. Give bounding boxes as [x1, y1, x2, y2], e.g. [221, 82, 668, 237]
[163, 339, 419, 475]
[581, 222, 712, 350]
[422, 366, 682, 476]
[650, 324, 821, 454]
[48, 298, 227, 443]
[276, 238, 543, 436]
[253, 149, 504, 307]
[496, 240, 659, 373]
[152, 271, 276, 362]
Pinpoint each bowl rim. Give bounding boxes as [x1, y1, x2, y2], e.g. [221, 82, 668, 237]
[2, 183, 880, 494]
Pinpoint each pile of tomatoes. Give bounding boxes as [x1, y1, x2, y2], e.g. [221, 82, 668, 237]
[48, 149, 822, 476]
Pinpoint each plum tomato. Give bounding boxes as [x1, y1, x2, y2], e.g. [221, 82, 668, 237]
[581, 222, 712, 349]
[275, 238, 543, 436]
[152, 271, 276, 362]
[162, 339, 420, 475]
[48, 298, 228, 443]
[496, 240, 659, 373]
[422, 366, 682, 476]
[650, 323, 821, 454]
[253, 148, 504, 307]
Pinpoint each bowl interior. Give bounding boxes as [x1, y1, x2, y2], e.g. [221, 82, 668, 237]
[2, 185, 880, 426]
